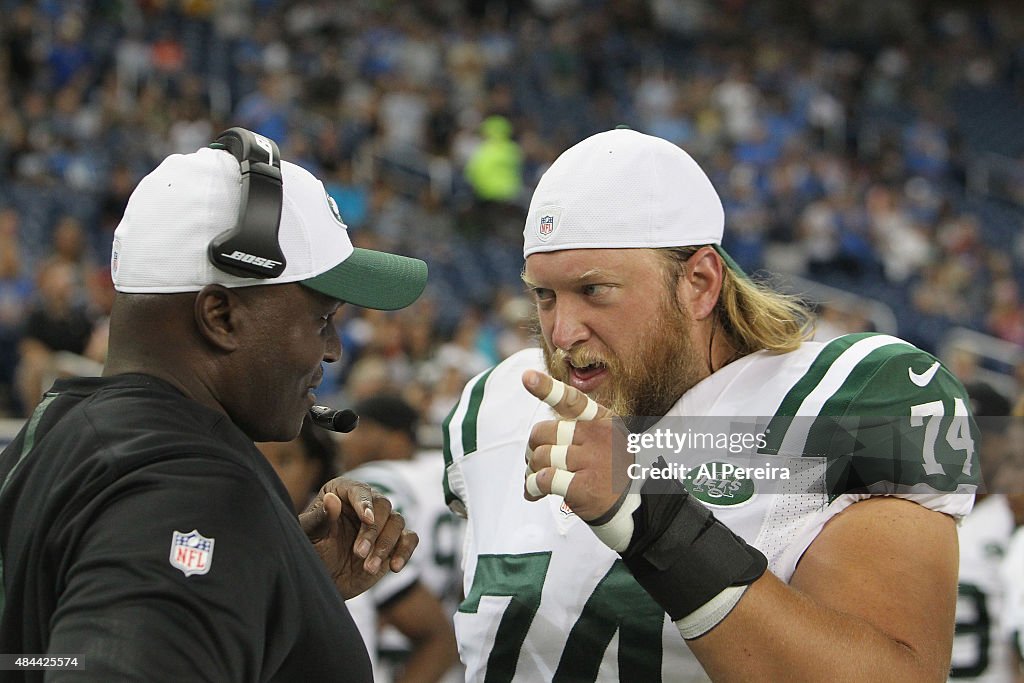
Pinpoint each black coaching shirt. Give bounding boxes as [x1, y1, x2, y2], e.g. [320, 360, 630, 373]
[0, 374, 373, 682]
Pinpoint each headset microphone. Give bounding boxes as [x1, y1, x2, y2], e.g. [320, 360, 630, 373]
[309, 405, 359, 433]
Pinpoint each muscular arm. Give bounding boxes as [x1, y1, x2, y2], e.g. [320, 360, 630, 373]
[688, 497, 958, 682]
[381, 582, 460, 683]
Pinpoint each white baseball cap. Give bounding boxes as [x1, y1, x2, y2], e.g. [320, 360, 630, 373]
[524, 129, 739, 270]
[112, 146, 427, 310]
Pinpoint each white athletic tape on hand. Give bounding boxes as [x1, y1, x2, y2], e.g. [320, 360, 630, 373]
[549, 469, 575, 497]
[549, 444, 569, 470]
[675, 585, 748, 640]
[577, 397, 600, 421]
[526, 472, 543, 498]
[543, 380, 565, 407]
[555, 420, 576, 445]
[589, 492, 641, 553]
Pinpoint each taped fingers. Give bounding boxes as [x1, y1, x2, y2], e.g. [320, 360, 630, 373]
[578, 398, 600, 421]
[528, 443, 577, 473]
[525, 467, 575, 499]
[524, 371, 611, 421]
[543, 379, 565, 406]
[556, 420, 576, 445]
[550, 469, 575, 497]
[526, 472, 543, 498]
[549, 444, 569, 470]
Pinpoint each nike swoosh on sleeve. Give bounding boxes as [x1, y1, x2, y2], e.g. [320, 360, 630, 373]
[908, 361, 941, 387]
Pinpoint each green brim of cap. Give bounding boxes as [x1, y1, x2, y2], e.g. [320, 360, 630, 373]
[302, 247, 428, 311]
[713, 244, 749, 280]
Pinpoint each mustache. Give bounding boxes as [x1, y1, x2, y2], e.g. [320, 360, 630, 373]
[549, 346, 611, 370]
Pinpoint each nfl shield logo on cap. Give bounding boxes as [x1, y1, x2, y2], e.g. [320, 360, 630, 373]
[169, 529, 215, 577]
[538, 214, 555, 241]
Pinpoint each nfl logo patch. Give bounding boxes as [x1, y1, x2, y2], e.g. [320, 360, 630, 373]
[559, 500, 575, 517]
[539, 215, 554, 237]
[169, 529, 215, 577]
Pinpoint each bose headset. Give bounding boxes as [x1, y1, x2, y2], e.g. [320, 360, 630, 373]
[207, 127, 288, 279]
[207, 127, 358, 433]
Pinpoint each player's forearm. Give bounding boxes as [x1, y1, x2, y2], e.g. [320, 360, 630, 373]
[686, 572, 951, 683]
[394, 630, 459, 683]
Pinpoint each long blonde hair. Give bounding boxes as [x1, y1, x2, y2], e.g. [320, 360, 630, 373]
[659, 246, 814, 357]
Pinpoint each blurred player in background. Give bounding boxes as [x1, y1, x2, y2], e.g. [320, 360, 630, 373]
[344, 393, 465, 683]
[951, 383, 1016, 682]
[258, 415, 459, 683]
[999, 396, 1024, 683]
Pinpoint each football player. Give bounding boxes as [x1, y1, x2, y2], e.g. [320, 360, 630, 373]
[444, 129, 978, 681]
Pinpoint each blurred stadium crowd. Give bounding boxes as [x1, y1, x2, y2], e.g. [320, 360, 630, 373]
[1, 0, 1024, 681]
[0, 0, 1022, 427]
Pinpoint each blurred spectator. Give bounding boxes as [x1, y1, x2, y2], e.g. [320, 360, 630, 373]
[39, 215, 96, 296]
[0, 208, 34, 414]
[987, 278, 1024, 345]
[463, 115, 523, 211]
[15, 261, 101, 416]
[98, 164, 138, 235]
[0, 0, 1021, 428]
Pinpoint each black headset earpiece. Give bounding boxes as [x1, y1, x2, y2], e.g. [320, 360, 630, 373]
[207, 127, 288, 279]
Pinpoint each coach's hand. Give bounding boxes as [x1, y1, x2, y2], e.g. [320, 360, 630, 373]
[300, 477, 419, 599]
[521, 370, 632, 522]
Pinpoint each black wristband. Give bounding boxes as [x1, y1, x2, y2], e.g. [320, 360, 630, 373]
[620, 459, 768, 621]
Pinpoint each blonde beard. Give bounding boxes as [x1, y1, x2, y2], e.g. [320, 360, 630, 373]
[540, 297, 706, 419]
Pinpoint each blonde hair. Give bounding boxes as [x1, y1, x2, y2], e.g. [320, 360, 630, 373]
[659, 246, 814, 356]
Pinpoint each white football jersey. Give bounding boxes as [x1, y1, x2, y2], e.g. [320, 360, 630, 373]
[951, 495, 1016, 682]
[1002, 526, 1024, 677]
[348, 453, 465, 606]
[444, 334, 978, 682]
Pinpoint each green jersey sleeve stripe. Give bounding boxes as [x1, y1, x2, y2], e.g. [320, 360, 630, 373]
[442, 367, 495, 507]
[761, 333, 873, 453]
[813, 345, 935, 419]
[764, 334, 911, 454]
[461, 367, 495, 455]
[441, 401, 458, 507]
[774, 333, 876, 418]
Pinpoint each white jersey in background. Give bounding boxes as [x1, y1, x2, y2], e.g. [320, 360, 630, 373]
[951, 495, 1017, 682]
[444, 334, 978, 682]
[1002, 525, 1024, 678]
[348, 452, 466, 682]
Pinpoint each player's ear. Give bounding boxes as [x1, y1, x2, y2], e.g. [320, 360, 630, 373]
[194, 284, 241, 351]
[677, 246, 723, 321]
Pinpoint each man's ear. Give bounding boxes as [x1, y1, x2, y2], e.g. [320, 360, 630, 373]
[194, 284, 241, 352]
[677, 246, 724, 321]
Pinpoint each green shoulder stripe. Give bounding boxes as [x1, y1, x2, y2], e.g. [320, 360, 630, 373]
[757, 333, 977, 498]
[461, 367, 495, 455]
[441, 399, 459, 507]
[773, 333, 877, 418]
[442, 367, 495, 507]
[762, 333, 890, 454]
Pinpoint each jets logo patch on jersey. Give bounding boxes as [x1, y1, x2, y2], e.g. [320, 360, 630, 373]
[684, 461, 757, 507]
[169, 529, 215, 577]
